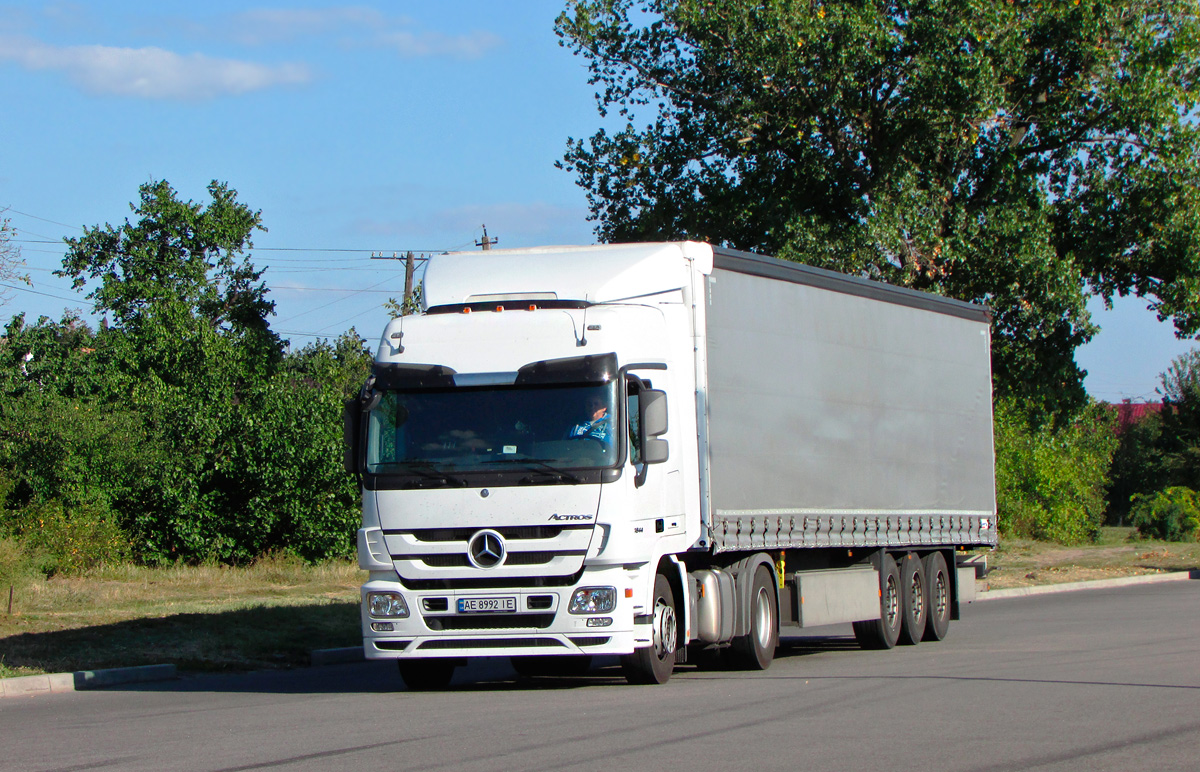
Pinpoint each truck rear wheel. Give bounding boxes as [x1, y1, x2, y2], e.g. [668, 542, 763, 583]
[897, 552, 927, 646]
[398, 659, 456, 691]
[853, 552, 901, 650]
[727, 564, 778, 670]
[922, 551, 951, 641]
[621, 572, 677, 685]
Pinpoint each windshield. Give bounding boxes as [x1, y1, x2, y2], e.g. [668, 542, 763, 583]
[365, 381, 620, 476]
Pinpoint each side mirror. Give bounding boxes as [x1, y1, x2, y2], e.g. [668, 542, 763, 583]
[639, 389, 669, 464]
[342, 399, 361, 474]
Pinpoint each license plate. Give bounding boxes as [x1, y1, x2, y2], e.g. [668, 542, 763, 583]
[457, 596, 516, 613]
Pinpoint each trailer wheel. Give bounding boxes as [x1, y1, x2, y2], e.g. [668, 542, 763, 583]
[853, 552, 901, 650]
[727, 564, 778, 670]
[921, 551, 951, 641]
[621, 572, 677, 685]
[398, 659, 456, 691]
[898, 553, 927, 646]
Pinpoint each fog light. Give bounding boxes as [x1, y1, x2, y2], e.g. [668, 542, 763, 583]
[586, 617, 613, 627]
[569, 587, 616, 614]
[367, 591, 410, 618]
[371, 622, 395, 632]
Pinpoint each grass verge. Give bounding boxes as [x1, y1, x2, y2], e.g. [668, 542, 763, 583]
[984, 527, 1200, 589]
[0, 553, 361, 678]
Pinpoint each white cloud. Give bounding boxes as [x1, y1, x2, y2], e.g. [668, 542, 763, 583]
[376, 29, 501, 60]
[227, 7, 388, 45]
[222, 7, 501, 59]
[0, 36, 311, 100]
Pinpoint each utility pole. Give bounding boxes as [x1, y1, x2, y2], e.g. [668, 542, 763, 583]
[403, 250, 415, 304]
[476, 224, 498, 251]
[372, 251, 421, 316]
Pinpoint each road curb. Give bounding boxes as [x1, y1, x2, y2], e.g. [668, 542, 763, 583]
[976, 569, 1199, 601]
[0, 663, 177, 700]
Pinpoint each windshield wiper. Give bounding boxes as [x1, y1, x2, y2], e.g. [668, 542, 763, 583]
[386, 461, 468, 488]
[520, 459, 583, 485]
[488, 458, 582, 485]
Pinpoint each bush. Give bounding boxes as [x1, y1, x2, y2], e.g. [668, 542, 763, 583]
[9, 498, 130, 575]
[0, 535, 53, 591]
[994, 398, 1118, 543]
[1129, 487, 1200, 542]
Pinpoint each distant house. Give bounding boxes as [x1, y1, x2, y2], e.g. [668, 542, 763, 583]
[1107, 400, 1164, 435]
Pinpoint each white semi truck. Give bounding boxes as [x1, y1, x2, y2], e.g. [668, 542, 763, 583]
[343, 242, 996, 688]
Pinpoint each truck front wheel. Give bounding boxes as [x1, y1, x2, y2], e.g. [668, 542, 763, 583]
[621, 573, 677, 685]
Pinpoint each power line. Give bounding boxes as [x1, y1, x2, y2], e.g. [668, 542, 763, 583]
[0, 282, 94, 308]
[2, 208, 81, 230]
[310, 303, 387, 334]
[272, 270, 405, 325]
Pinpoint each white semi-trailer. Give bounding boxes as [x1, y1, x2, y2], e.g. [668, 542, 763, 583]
[344, 242, 996, 688]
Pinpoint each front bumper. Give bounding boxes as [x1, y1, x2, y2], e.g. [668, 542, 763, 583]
[361, 565, 644, 659]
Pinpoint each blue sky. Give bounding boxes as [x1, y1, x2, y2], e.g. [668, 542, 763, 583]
[0, 1, 1194, 402]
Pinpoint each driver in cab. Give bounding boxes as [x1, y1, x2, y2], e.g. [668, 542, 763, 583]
[566, 394, 612, 445]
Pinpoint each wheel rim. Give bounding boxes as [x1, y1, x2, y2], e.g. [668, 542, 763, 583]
[884, 574, 899, 628]
[752, 586, 772, 650]
[910, 572, 924, 620]
[933, 571, 948, 620]
[653, 596, 677, 659]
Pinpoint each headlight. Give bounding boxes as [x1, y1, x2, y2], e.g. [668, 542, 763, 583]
[569, 586, 616, 614]
[367, 591, 410, 618]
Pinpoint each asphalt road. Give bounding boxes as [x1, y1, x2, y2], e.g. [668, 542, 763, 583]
[2, 581, 1198, 772]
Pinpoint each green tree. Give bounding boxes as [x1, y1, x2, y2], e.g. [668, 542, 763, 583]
[59, 179, 282, 381]
[22, 180, 372, 564]
[1106, 348, 1200, 520]
[1157, 347, 1200, 491]
[994, 397, 1117, 543]
[557, 0, 1200, 415]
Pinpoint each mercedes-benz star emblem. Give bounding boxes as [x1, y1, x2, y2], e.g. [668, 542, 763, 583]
[467, 529, 506, 569]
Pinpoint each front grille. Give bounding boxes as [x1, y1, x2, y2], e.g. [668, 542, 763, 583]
[412, 551, 568, 569]
[400, 568, 585, 591]
[527, 595, 554, 610]
[399, 526, 574, 542]
[424, 613, 555, 631]
[422, 597, 449, 612]
[417, 637, 566, 650]
[568, 637, 611, 647]
[418, 554, 470, 568]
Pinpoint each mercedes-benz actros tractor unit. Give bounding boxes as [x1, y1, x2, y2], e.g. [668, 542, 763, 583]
[343, 241, 996, 688]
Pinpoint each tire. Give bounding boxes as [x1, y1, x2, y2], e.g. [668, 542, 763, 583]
[621, 572, 677, 684]
[398, 659, 456, 691]
[853, 552, 901, 650]
[511, 655, 593, 678]
[726, 564, 778, 670]
[897, 552, 927, 646]
[921, 551, 951, 642]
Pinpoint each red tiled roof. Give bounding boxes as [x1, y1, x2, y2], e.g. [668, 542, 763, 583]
[1104, 401, 1164, 435]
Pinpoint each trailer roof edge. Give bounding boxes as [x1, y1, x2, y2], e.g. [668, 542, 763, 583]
[712, 246, 993, 324]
